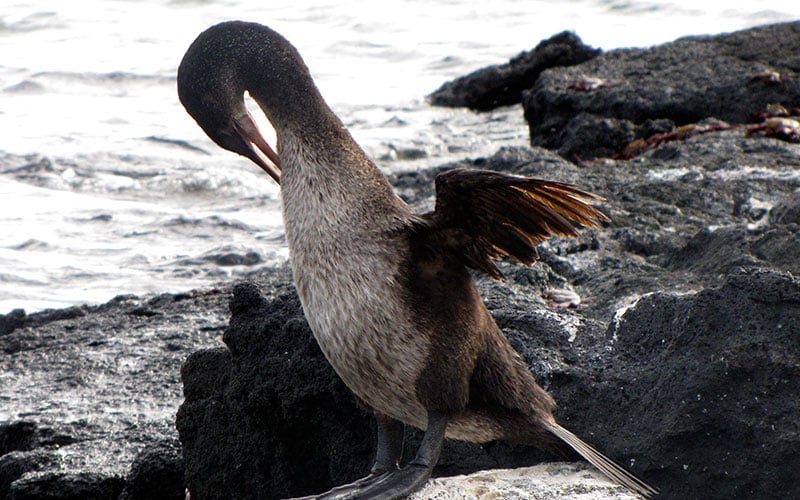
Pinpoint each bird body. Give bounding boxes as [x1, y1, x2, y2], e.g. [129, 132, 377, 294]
[278, 122, 431, 430]
[279, 123, 556, 443]
[178, 20, 657, 498]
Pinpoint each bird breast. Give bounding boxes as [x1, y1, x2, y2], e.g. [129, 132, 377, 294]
[278, 145, 430, 428]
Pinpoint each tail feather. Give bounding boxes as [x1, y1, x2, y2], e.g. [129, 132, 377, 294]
[545, 422, 658, 498]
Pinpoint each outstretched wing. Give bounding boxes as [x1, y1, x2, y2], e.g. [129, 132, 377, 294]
[415, 168, 609, 278]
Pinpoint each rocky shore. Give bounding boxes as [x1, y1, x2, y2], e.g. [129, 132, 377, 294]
[2, 21, 800, 500]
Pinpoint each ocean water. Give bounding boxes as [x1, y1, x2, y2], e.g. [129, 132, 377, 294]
[1, 0, 798, 313]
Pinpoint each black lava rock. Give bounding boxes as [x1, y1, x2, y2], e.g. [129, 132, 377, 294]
[523, 22, 800, 159]
[119, 441, 185, 500]
[0, 309, 25, 337]
[176, 274, 375, 499]
[0, 451, 61, 499]
[429, 31, 600, 111]
[0, 288, 230, 500]
[597, 269, 800, 499]
[7, 472, 124, 500]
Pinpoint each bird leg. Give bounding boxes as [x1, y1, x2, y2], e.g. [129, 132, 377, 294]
[345, 410, 447, 499]
[370, 413, 406, 475]
[292, 413, 404, 499]
[300, 411, 447, 500]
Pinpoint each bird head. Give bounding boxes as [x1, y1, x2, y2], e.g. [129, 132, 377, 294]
[177, 21, 288, 184]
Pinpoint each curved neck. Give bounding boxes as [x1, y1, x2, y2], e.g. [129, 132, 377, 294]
[247, 72, 336, 135]
[221, 22, 410, 217]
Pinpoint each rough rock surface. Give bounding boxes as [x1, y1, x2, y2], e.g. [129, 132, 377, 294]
[3, 21, 800, 500]
[523, 22, 800, 159]
[7, 472, 125, 500]
[410, 462, 640, 499]
[431, 22, 800, 160]
[0, 289, 231, 499]
[428, 31, 600, 111]
[118, 440, 185, 500]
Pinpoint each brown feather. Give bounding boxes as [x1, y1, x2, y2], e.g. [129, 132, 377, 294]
[546, 422, 659, 498]
[417, 168, 609, 278]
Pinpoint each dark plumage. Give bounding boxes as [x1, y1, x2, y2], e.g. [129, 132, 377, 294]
[417, 168, 609, 278]
[178, 20, 657, 499]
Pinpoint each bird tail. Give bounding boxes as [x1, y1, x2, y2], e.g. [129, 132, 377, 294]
[544, 421, 659, 498]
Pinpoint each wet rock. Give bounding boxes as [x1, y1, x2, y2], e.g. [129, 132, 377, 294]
[7, 471, 124, 500]
[0, 422, 75, 459]
[0, 287, 229, 499]
[600, 269, 800, 499]
[552, 113, 635, 160]
[770, 188, 800, 225]
[199, 251, 263, 267]
[429, 31, 599, 111]
[522, 21, 800, 158]
[0, 450, 61, 499]
[0, 309, 25, 337]
[179, 347, 232, 401]
[0, 422, 37, 456]
[119, 441, 185, 500]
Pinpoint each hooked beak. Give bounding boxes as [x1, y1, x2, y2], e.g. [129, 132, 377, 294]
[232, 110, 282, 184]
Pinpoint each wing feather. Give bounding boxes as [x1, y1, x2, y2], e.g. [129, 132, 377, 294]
[416, 168, 609, 278]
